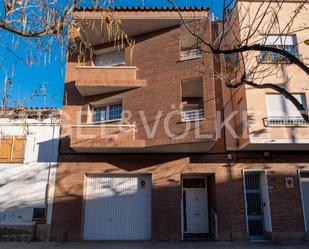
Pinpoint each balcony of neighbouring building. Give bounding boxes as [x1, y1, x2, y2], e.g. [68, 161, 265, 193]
[234, 93, 309, 151]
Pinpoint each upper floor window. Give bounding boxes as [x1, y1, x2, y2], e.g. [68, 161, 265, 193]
[265, 93, 308, 126]
[0, 136, 26, 163]
[181, 78, 204, 122]
[260, 35, 298, 63]
[180, 23, 202, 61]
[93, 48, 125, 67]
[93, 103, 122, 123]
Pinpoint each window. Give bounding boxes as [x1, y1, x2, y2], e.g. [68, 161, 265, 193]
[181, 78, 204, 122]
[94, 106, 107, 122]
[93, 49, 125, 67]
[109, 104, 122, 120]
[93, 103, 122, 122]
[32, 208, 46, 221]
[260, 35, 298, 63]
[0, 136, 26, 163]
[183, 178, 206, 188]
[236, 98, 246, 134]
[180, 23, 202, 61]
[265, 93, 308, 126]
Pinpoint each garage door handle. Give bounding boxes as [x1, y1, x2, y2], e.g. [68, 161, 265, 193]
[194, 213, 201, 216]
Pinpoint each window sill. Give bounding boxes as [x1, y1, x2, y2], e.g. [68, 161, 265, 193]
[92, 119, 122, 124]
[181, 118, 205, 123]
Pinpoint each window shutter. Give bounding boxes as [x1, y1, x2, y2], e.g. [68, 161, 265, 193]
[266, 94, 306, 117]
[11, 136, 26, 163]
[262, 35, 295, 46]
[0, 137, 13, 162]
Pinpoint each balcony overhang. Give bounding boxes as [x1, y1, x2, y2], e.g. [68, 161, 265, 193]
[75, 66, 146, 96]
[70, 124, 216, 153]
[70, 125, 145, 149]
[74, 11, 208, 46]
[238, 139, 309, 151]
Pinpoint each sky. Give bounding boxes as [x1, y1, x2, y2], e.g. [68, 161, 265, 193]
[0, 0, 223, 108]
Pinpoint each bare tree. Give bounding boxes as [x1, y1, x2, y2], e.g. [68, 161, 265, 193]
[0, 0, 133, 109]
[169, 0, 309, 122]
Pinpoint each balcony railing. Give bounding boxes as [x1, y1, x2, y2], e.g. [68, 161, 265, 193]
[264, 117, 309, 127]
[70, 124, 145, 150]
[181, 109, 204, 122]
[180, 49, 202, 61]
[257, 53, 302, 64]
[75, 66, 146, 96]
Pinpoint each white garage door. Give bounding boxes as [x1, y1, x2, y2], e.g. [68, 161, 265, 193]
[83, 174, 151, 240]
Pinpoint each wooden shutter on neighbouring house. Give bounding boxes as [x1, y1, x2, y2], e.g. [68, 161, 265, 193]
[0, 136, 26, 163]
[0, 137, 13, 163]
[11, 136, 26, 163]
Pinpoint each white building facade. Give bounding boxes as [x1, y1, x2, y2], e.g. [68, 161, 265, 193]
[0, 108, 60, 241]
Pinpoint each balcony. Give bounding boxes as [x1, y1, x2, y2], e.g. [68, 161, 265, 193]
[70, 124, 145, 152]
[256, 53, 302, 64]
[181, 109, 205, 122]
[75, 66, 146, 96]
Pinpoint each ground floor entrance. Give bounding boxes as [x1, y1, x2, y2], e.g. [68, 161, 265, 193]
[51, 154, 309, 242]
[182, 174, 217, 240]
[243, 171, 271, 240]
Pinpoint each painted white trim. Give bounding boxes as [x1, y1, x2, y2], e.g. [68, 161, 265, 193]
[242, 170, 249, 233]
[71, 124, 135, 128]
[249, 138, 309, 144]
[91, 119, 122, 125]
[298, 169, 309, 233]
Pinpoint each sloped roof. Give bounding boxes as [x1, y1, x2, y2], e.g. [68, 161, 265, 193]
[0, 107, 61, 119]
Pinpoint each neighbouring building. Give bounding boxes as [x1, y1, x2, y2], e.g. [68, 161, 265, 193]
[51, 4, 309, 242]
[0, 108, 61, 241]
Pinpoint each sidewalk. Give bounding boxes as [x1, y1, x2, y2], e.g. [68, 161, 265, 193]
[1, 241, 309, 249]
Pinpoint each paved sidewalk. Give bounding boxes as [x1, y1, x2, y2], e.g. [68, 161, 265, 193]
[0, 242, 309, 249]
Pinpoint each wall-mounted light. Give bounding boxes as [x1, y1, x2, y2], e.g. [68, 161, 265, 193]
[304, 39, 309, 46]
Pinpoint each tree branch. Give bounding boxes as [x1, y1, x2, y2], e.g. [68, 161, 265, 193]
[227, 77, 309, 123]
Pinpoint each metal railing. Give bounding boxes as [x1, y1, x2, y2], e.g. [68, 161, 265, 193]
[265, 116, 309, 126]
[180, 49, 202, 61]
[257, 53, 302, 64]
[181, 109, 204, 122]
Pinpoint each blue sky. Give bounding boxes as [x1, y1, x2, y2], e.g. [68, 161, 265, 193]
[0, 0, 223, 108]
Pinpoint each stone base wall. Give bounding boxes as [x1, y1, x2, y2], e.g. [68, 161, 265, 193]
[0, 224, 51, 242]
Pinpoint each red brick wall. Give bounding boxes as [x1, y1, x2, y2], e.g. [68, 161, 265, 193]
[51, 152, 309, 241]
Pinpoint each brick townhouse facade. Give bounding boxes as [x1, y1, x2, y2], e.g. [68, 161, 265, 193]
[50, 3, 309, 242]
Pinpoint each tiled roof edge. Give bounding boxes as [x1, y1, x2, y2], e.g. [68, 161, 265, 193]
[74, 6, 210, 12]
